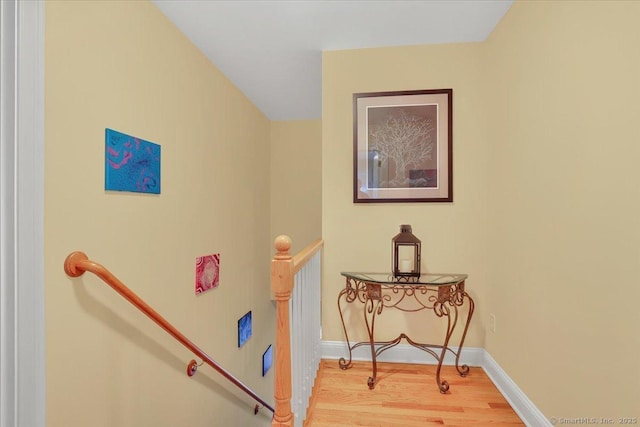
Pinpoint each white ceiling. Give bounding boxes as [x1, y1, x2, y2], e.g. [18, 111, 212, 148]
[152, 0, 513, 121]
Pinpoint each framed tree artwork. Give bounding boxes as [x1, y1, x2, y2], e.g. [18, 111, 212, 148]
[353, 89, 453, 203]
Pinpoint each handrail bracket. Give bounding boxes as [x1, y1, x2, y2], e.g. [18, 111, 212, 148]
[64, 251, 89, 277]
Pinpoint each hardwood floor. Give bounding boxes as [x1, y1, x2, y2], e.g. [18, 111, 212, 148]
[304, 360, 524, 426]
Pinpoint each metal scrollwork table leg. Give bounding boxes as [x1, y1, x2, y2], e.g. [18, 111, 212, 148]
[337, 277, 475, 393]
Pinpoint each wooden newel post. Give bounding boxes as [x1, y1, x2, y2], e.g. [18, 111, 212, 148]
[271, 235, 294, 427]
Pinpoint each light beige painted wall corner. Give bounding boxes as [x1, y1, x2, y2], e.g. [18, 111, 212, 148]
[270, 119, 322, 255]
[321, 0, 640, 419]
[483, 0, 640, 418]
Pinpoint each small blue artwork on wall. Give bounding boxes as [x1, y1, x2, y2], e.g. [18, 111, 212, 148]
[238, 311, 252, 347]
[262, 344, 273, 376]
[105, 128, 161, 194]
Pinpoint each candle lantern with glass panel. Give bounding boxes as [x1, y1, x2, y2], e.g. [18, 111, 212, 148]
[392, 224, 421, 280]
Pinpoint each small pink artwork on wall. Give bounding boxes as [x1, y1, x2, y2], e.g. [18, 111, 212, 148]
[195, 254, 220, 294]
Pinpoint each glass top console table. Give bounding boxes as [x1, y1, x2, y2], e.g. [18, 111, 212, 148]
[338, 272, 474, 393]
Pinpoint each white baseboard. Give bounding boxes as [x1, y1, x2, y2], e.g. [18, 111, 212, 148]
[320, 339, 484, 367]
[482, 351, 551, 427]
[320, 340, 549, 427]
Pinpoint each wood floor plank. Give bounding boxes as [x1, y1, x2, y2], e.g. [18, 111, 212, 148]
[304, 360, 524, 426]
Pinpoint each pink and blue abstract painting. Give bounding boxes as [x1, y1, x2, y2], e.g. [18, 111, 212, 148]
[195, 253, 220, 295]
[105, 128, 161, 194]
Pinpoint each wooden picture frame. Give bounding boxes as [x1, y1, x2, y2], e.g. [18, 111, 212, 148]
[353, 89, 453, 203]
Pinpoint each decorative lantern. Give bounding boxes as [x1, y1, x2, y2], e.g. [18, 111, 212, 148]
[392, 224, 421, 279]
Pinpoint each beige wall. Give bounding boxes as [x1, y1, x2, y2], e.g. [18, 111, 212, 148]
[270, 120, 322, 254]
[45, 1, 273, 426]
[323, 0, 640, 419]
[484, 0, 640, 417]
[322, 44, 491, 347]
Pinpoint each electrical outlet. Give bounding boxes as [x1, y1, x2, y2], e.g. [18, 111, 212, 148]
[489, 314, 496, 333]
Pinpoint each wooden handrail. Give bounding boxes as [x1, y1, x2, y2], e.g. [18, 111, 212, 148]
[292, 238, 324, 275]
[64, 251, 274, 415]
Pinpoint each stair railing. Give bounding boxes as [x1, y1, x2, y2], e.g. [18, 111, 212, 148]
[271, 236, 324, 427]
[63, 251, 274, 416]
